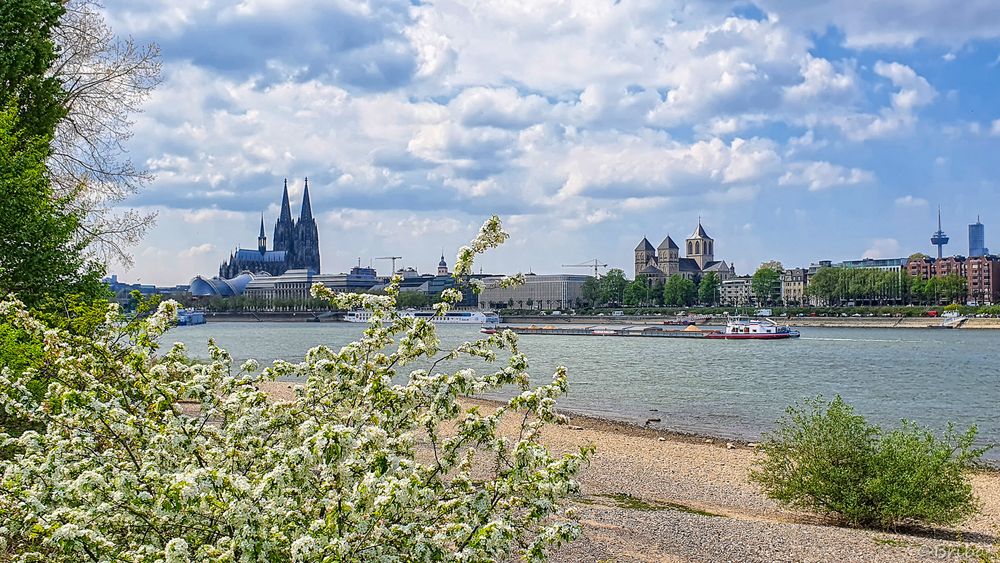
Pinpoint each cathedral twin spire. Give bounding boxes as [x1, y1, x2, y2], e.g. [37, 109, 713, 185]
[279, 178, 293, 223]
[300, 178, 313, 220]
[257, 214, 267, 253]
[268, 178, 320, 273]
[219, 178, 321, 279]
[276, 178, 313, 223]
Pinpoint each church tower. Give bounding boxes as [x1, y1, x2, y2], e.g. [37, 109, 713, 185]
[657, 235, 679, 276]
[685, 219, 714, 270]
[634, 238, 655, 278]
[437, 253, 449, 276]
[273, 179, 295, 253]
[292, 178, 321, 273]
[257, 215, 267, 254]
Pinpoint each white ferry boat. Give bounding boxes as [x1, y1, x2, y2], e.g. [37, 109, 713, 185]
[345, 310, 500, 325]
[705, 316, 800, 340]
[175, 309, 206, 326]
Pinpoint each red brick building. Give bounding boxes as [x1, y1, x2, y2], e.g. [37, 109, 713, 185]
[967, 256, 1000, 305]
[935, 256, 967, 278]
[905, 254, 1000, 305]
[905, 256, 935, 280]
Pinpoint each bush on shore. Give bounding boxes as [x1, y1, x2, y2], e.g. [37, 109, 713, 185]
[750, 396, 988, 529]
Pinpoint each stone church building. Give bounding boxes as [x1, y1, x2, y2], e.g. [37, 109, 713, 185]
[634, 221, 735, 282]
[219, 179, 321, 278]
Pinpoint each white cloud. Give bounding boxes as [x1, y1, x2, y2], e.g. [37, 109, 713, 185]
[863, 238, 901, 259]
[705, 185, 761, 204]
[619, 196, 672, 211]
[390, 216, 466, 237]
[875, 62, 937, 112]
[180, 243, 216, 258]
[449, 87, 549, 129]
[779, 161, 875, 191]
[894, 195, 928, 208]
[991, 119, 1000, 136]
[554, 135, 781, 200]
[784, 55, 858, 104]
[95, 1, 1000, 285]
[828, 61, 936, 141]
[183, 209, 245, 223]
[754, 1, 1000, 48]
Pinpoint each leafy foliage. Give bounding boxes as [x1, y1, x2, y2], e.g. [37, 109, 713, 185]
[580, 276, 601, 306]
[0, 0, 67, 141]
[806, 267, 968, 306]
[0, 216, 591, 561]
[751, 396, 987, 529]
[697, 272, 721, 305]
[751, 264, 782, 305]
[0, 106, 104, 308]
[599, 269, 628, 306]
[623, 279, 648, 307]
[662, 275, 696, 307]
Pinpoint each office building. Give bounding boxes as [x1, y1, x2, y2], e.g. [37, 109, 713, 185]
[970, 218, 989, 257]
[478, 274, 590, 310]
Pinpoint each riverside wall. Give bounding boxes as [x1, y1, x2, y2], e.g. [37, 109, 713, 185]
[204, 311, 343, 322]
[500, 314, 1000, 329]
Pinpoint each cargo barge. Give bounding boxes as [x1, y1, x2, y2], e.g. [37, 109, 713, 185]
[483, 324, 717, 338]
[484, 316, 799, 340]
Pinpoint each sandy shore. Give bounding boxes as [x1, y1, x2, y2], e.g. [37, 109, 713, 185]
[258, 382, 1000, 562]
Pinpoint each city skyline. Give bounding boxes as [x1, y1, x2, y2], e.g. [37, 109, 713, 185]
[97, 1, 1000, 285]
[131, 202, 995, 287]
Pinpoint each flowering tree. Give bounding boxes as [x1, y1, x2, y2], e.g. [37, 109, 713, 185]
[0, 216, 591, 561]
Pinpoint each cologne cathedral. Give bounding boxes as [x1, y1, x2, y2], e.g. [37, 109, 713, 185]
[219, 179, 321, 278]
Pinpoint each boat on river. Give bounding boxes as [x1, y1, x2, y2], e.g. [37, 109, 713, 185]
[483, 317, 799, 341]
[704, 316, 799, 340]
[176, 309, 206, 326]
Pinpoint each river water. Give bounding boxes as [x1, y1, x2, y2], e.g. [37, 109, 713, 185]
[167, 322, 1000, 460]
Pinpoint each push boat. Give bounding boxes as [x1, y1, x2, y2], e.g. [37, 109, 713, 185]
[704, 316, 800, 340]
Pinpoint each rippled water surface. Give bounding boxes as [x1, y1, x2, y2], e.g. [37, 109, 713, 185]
[167, 322, 1000, 459]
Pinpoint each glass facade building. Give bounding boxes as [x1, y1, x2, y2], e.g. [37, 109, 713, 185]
[970, 220, 988, 257]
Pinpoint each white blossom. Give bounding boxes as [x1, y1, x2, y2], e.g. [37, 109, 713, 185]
[0, 216, 589, 562]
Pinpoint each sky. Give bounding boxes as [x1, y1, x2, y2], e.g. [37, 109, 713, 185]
[102, 0, 1000, 285]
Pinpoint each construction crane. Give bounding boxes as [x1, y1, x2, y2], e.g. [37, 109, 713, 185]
[375, 256, 403, 273]
[562, 259, 608, 277]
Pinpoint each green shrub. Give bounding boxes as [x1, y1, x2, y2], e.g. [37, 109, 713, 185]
[750, 396, 988, 529]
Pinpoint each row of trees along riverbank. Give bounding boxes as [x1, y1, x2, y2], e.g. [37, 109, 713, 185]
[575, 263, 975, 311]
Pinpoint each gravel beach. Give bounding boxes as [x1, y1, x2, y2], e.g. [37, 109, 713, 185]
[258, 383, 1000, 562]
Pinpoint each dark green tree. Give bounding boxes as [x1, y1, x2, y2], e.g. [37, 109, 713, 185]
[581, 276, 601, 307]
[0, 106, 103, 308]
[663, 275, 696, 307]
[599, 269, 628, 306]
[0, 0, 67, 141]
[697, 272, 721, 305]
[650, 280, 665, 306]
[938, 274, 967, 305]
[623, 279, 647, 307]
[751, 265, 782, 305]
